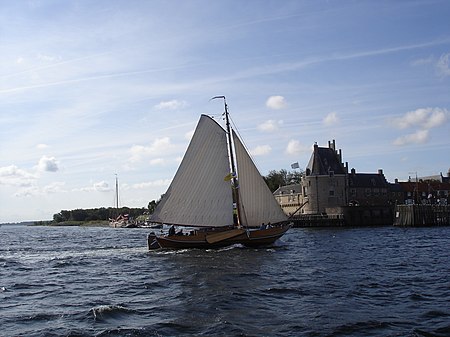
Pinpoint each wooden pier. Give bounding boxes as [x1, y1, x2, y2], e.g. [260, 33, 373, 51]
[291, 205, 394, 227]
[394, 205, 450, 226]
[291, 214, 345, 227]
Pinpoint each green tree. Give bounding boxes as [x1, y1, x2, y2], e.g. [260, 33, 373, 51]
[263, 168, 303, 192]
[148, 200, 158, 214]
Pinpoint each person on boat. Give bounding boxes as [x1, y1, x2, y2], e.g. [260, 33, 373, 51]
[233, 207, 238, 225]
[168, 225, 175, 236]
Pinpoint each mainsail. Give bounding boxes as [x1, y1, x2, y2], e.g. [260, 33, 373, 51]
[150, 115, 234, 227]
[233, 130, 288, 227]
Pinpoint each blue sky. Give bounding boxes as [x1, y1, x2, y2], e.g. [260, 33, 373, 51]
[1, 0, 449, 222]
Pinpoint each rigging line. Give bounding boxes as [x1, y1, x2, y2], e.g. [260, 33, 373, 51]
[209, 112, 223, 120]
[228, 114, 266, 175]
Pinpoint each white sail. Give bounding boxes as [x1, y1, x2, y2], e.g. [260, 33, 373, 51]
[233, 130, 288, 227]
[150, 115, 234, 227]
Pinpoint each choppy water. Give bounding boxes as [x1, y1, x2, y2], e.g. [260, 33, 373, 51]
[1, 225, 449, 337]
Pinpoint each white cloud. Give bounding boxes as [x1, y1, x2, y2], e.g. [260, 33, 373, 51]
[323, 112, 339, 126]
[390, 108, 448, 146]
[43, 182, 66, 194]
[150, 158, 165, 165]
[132, 179, 171, 189]
[410, 56, 433, 66]
[0, 165, 37, 187]
[390, 107, 449, 129]
[14, 186, 40, 198]
[79, 181, 111, 192]
[36, 143, 48, 150]
[391, 108, 425, 129]
[437, 52, 450, 77]
[257, 119, 283, 132]
[250, 145, 271, 156]
[93, 181, 111, 192]
[129, 137, 172, 162]
[154, 99, 188, 110]
[266, 96, 287, 110]
[285, 140, 309, 155]
[424, 109, 448, 128]
[37, 155, 59, 172]
[393, 129, 429, 146]
[37, 53, 60, 62]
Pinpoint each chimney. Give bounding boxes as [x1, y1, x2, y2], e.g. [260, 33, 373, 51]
[338, 149, 342, 163]
[378, 169, 383, 175]
[395, 178, 398, 184]
[331, 139, 336, 151]
[351, 168, 356, 175]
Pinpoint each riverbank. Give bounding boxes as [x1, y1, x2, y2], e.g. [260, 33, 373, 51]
[31, 220, 110, 227]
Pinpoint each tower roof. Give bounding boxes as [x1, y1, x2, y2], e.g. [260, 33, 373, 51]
[306, 143, 346, 175]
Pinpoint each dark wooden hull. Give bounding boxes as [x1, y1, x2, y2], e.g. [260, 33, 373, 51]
[147, 223, 291, 250]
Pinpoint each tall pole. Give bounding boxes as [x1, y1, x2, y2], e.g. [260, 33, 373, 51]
[210, 96, 242, 227]
[408, 171, 419, 204]
[415, 172, 419, 204]
[115, 174, 119, 209]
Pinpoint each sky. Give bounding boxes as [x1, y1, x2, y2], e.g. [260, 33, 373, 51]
[1, 0, 450, 222]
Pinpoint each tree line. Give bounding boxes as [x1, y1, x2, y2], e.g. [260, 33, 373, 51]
[52, 207, 147, 223]
[50, 168, 302, 223]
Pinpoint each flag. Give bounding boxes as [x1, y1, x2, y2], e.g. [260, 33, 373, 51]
[224, 172, 237, 181]
[291, 162, 299, 169]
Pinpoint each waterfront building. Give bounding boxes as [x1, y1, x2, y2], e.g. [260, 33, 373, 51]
[273, 184, 302, 217]
[274, 140, 393, 225]
[396, 180, 450, 206]
[348, 169, 390, 207]
[274, 140, 449, 226]
[300, 140, 347, 214]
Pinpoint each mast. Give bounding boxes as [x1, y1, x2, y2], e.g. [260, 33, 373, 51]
[211, 96, 243, 227]
[115, 174, 119, 210]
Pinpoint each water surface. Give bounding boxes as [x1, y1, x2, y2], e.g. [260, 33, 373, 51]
[1, 225, 449, 336]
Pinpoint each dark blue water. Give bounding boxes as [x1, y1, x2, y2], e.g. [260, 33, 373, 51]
[1, 225, 449, 337]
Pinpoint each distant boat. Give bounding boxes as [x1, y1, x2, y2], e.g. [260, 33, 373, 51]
[147, 97, 291, 249]
[109, 175, 134, 228]
[109, 214, 131, 228]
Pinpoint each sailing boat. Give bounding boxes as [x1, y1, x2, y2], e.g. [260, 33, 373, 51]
[109, 175, 131, 228]
[147, 97, 291, 249]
